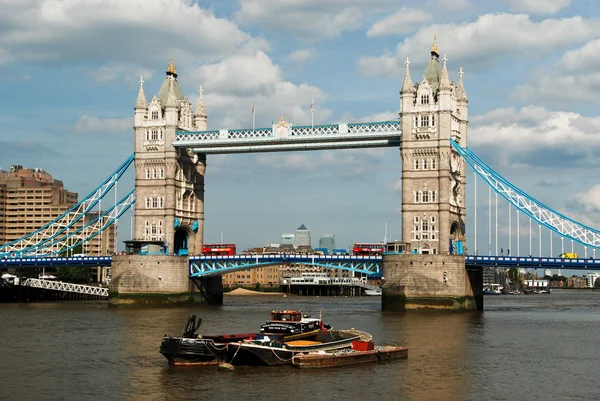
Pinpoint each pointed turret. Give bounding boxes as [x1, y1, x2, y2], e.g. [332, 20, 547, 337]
[194, 85, 208, 130]
[166, 79, 178, 109]
[401, 57, 414, 94]
[135, 76, 147, 109]
[439, 54, 451, 91]
[423, 34, 442, 94]
[456, 67, 468, 101]
[165, 79, 179, 126]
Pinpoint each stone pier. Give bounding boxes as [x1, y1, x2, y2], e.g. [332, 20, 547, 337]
[108, 255, 222, 305]
[382, 254, 483, 311]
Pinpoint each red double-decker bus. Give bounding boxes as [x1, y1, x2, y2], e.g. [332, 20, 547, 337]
[202, 244, 236, 256]
[352, 243, 384, 256]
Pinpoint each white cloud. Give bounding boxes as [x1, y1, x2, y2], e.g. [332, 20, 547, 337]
[73, 116, 132, 133]
[367, 8, 432, 37]
[504, 0, 571, 14]
[287, 48, 317, 63]
[190, 51, 283, 97]
[234, 0, 397, 40]
[89, 66, 154, 84]
[358, 13, 600, 76]
[469, 106, 600, 168]
[0, 0, 257, 67]
[512, 39, 600, 104]
[572, 185, 600, 213]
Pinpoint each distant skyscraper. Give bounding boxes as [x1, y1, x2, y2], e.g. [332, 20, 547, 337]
[319, 234, 335, 253]
[294, 224, 311, 248]
[281, 233, 295, 245]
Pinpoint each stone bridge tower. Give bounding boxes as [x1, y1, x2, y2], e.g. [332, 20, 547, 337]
[132, 59, 207, 256]
[400, 36, 468, 255]
[382, 38, 481, 311]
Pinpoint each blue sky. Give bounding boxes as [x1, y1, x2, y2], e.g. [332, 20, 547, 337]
[3, 0, 600, 260]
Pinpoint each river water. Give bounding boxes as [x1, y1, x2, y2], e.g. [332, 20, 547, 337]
[1, 290, 599, 401]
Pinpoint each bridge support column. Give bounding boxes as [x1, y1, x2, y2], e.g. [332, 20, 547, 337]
[382, 254, 483, 311]
[109, 255, 210, 305]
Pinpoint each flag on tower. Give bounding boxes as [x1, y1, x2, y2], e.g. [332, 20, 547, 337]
[252, 99, 256, 131]
[311, 97, 314, 130]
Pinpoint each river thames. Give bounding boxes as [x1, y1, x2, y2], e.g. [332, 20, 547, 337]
[1, 290, 599, 401]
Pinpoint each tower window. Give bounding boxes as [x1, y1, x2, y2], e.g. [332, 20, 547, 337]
[431, 159, 437, 169]
[152, 110, 159, 120]
[432, 115, 435, 126]
[422, 191, 429, 203]
[421, 94, 430, 105]
[423, 159, 428, 169]
[420, 115, 429, 127]
[151, 128, 158, 140]
[414, 159, 419, 170]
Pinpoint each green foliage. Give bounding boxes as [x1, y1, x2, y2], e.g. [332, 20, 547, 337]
[56, 266, 91, 284]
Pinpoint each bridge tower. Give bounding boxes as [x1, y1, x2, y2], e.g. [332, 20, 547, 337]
[383, 37, 482, 311]
[132, 59, 207, 256]
[109, 60, 221, 306]
[400, 36, 468, 255]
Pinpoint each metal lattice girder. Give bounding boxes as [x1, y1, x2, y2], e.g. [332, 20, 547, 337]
[0, 256, 112, 268]
[451, 139, 600, 249]
[0, 154, 134, 256]
[189, 254, 382, 277]
[22, 278, 109, 297]
[466, 255, 600, 270]
[174, 121, 401, 153]
[16, 190, 135, 257]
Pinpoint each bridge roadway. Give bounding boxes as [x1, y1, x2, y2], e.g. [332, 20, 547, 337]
[2, 255, 600, 274]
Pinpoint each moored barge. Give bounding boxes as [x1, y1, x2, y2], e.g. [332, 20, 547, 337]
[291, 344, 408, 368]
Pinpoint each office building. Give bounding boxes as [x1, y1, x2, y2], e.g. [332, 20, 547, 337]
[0, 165, 115, 257]
[318, 234, 335, 253]
[294, 224, 311, 247]
[281, 233, 295, 245]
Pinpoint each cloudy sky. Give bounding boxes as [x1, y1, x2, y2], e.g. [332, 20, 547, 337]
[2, 0, 600, 258]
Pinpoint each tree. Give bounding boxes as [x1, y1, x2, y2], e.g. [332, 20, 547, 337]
[56, 266, 91, 283]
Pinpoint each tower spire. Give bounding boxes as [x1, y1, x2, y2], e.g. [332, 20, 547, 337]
[166, 79, 178, 108]
[431, 34, 439, 56]
[456, 67, 468, 100]
[167, 57, 177, 78]
[195, 85, 206, 116]
[135, 76, 147, 109]
[440, 54, 451, 90]
[401, 57, 414, 93]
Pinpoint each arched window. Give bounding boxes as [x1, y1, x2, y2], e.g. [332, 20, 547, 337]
[422, 191, 429, 203]
[414, 159, 419, 170]
[415, 191, 421, 203]
[415, 115, 418, 127]
[145, 197, 150, 209]
[423, 159, 428, 169]
[158, 197, 164, 208]
[432, 191, 437, 202]
[152, 169, 157, 179]
[159, 168, 164, 179]
[152, 198, 158, 208]
[159, 129, 163, 140]
[432, 115, 435, 126]
[420, 115, 429, 127]
[145, 129, 150, 141]
[145, 169, 150, 179]
[151, 128, 158, 140]
[431, 159, 437, 169]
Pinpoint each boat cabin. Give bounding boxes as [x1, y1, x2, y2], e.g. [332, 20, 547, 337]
[270, 310, 303, 322]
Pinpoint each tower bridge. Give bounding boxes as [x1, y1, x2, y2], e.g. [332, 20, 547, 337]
[3, 38, 600, 309]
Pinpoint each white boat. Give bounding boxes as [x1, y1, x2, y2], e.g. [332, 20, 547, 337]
[365, 288, 382, 296]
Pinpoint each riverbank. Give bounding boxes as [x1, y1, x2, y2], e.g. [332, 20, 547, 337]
[225, 288, 286, 296]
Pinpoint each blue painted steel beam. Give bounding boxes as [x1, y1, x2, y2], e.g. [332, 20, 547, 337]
[466, 255, 600, 270]
[189, 254, 382, 278]
[0, 256, 113, 268]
